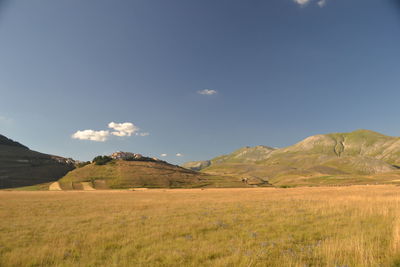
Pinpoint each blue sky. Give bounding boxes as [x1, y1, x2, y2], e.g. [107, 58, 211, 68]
[0, 0, 400, 163]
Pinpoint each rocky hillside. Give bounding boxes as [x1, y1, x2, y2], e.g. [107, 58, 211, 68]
[0, 134, 75, 189]
[183, 130, 400, 186]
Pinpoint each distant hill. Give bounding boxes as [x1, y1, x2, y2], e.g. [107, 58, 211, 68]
[183, 130, 400, 186]
[183, 145, 276, 171]
[58, 158, 257, 189]
[0, 134, 75, 189]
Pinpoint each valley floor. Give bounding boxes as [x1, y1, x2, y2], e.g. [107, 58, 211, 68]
[1, 186, 400, 266]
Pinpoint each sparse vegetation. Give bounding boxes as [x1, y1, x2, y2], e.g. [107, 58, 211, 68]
[1, 186, 400, 266]
[76, 161, 91, 168]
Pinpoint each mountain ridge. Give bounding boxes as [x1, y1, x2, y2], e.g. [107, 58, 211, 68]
[0, 134, 28, 149]
[182, 130, 400, 186]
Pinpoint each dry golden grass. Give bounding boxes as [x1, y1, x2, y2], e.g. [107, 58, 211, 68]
[2, 186, 400, 266]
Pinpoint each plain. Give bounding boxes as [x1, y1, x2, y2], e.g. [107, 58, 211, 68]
[1, 186, 400, 266]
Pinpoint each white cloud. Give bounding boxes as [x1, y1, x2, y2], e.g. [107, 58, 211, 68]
[136, 132, 149, 137]
[293, 0, 328, 7]
[108, 122, 139, 137]
[71, 130, 110, 142]
[198, 89, 217, 95]
[317, 0, 327, 7]
[161, 153, 167, 157]
[293, 0, 311, 5]
[72, 121, 148, 142]
[176, 153, 183, 157]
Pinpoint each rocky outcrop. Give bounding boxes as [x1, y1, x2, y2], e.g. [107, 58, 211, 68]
[110, 151, 143, 160]
[109, 151, 163, 163]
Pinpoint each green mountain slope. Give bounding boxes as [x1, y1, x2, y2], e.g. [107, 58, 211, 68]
[182, 145, 276, 170]
[0, 134, 75, 189]
[183, 130, 400, 186]
[58, 159, 260, 189]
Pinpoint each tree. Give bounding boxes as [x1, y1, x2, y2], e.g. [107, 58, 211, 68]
[92, 156, 112, 165]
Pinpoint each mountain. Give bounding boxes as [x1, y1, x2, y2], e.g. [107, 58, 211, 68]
[183, 130, 400, 186]
[183, 145, 276, 171]
[0, 135, 28, 149]
[0, 134, 75, 189]
[58, 156, 258, 189]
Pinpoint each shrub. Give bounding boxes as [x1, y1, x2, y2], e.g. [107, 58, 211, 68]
[92, 156, 112, 165]
[124, 156, 156, 162]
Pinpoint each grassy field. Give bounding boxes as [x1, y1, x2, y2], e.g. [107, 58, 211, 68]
[2, 186, 400, 266]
